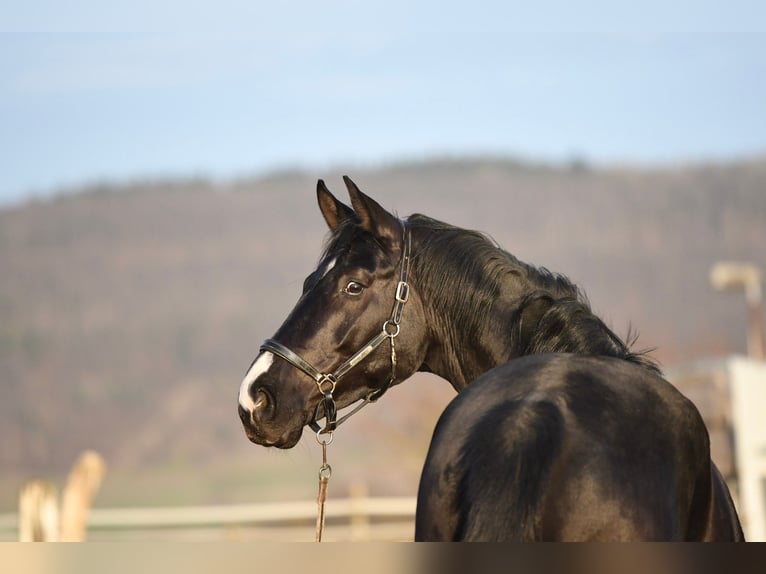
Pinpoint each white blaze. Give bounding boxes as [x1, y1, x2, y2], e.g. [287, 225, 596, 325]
[321, 257, 337, 278]
[239, 352, 274, 412]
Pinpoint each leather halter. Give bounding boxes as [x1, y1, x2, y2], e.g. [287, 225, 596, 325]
[260, 223, 412, 435]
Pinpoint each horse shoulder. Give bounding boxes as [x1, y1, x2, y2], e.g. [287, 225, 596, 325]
[416, 360, 569, 541]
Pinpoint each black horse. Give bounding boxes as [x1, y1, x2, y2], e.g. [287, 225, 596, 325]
[238, 177, 744, 541]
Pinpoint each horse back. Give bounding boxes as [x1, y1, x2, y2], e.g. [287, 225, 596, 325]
[415, 353, 743, 541]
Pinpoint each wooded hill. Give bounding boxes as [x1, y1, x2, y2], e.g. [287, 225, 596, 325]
[2, 156, 764, 508]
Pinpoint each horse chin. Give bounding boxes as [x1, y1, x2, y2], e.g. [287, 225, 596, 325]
[244, 426, 303, 449]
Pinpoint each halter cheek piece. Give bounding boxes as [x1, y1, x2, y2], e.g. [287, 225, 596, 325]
[260, 223, 412, 436]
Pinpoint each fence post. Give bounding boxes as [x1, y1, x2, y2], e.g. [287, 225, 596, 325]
[349, 482, 370, 541]
[59, 450, 107, 542]
[18, 480, 60, 541]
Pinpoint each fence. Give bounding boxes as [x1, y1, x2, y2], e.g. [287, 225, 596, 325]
[0, 496, 417, 541]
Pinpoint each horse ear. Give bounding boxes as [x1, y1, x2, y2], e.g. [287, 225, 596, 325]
[343, 176, 400, 241]
[317, 179, 355, 231]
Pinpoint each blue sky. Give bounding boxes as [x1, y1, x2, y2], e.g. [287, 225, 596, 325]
[1, 2, 765, 205]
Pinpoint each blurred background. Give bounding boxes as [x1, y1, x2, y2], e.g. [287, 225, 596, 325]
[2, 2, 766, 541]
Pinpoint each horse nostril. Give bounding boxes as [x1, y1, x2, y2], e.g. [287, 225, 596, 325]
[253, 388, 270, 411]
[239, 387, 273, 430]
[249, 388, 274, 423]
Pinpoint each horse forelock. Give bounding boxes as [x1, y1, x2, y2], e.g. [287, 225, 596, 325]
[318, 213, 402, 268]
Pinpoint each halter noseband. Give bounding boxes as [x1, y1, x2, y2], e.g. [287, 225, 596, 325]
[260, 223, 412, 435]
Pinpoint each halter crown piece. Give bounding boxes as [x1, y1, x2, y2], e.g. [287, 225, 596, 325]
[260, 221, 412, 436]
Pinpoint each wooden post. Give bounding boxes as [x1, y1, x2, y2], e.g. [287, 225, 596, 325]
[59, 450, 107, 542]
[18, 480, 60, 541]
[349, 482, 370, 541]
[746, 292, 765, 361]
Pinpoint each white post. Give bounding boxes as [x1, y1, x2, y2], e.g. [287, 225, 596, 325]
[729, 357, 766, 541]
[18, 480, 59, 542]
[59, 450, 107, 542]
[711, 262, 764, 361]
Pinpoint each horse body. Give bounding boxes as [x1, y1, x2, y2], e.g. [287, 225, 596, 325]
[415, 353, 743, 541]
[238, 177, 744, 541]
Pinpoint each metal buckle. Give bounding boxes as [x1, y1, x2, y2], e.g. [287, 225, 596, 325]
[395, 281, 409, 303]
[316, 374, 337, 395]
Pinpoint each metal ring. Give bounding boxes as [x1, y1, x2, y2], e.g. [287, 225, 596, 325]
[316, 429, 334, 445]
[382, 321, 400, 337]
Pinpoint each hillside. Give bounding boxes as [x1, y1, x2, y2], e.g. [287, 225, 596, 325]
[1, 157, 765, 510]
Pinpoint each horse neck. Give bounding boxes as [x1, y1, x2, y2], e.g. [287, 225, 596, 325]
[409, 218, 653, 390]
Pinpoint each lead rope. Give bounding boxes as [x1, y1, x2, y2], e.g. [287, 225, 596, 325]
[313, 329, 397, 543]
[315, 431, 332, 542]
[389, 328, 397, 383]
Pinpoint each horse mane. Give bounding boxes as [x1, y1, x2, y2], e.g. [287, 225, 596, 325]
[513, 292, 661, 374]
[407, 214, 661, 374]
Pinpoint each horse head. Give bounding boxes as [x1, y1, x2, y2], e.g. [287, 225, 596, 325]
[238, 177, 428, 448]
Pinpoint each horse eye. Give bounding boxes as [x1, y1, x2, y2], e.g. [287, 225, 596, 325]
[343, 281, 365, 296]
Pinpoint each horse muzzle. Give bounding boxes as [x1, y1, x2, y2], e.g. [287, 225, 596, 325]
[238, 402, 304, 449]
